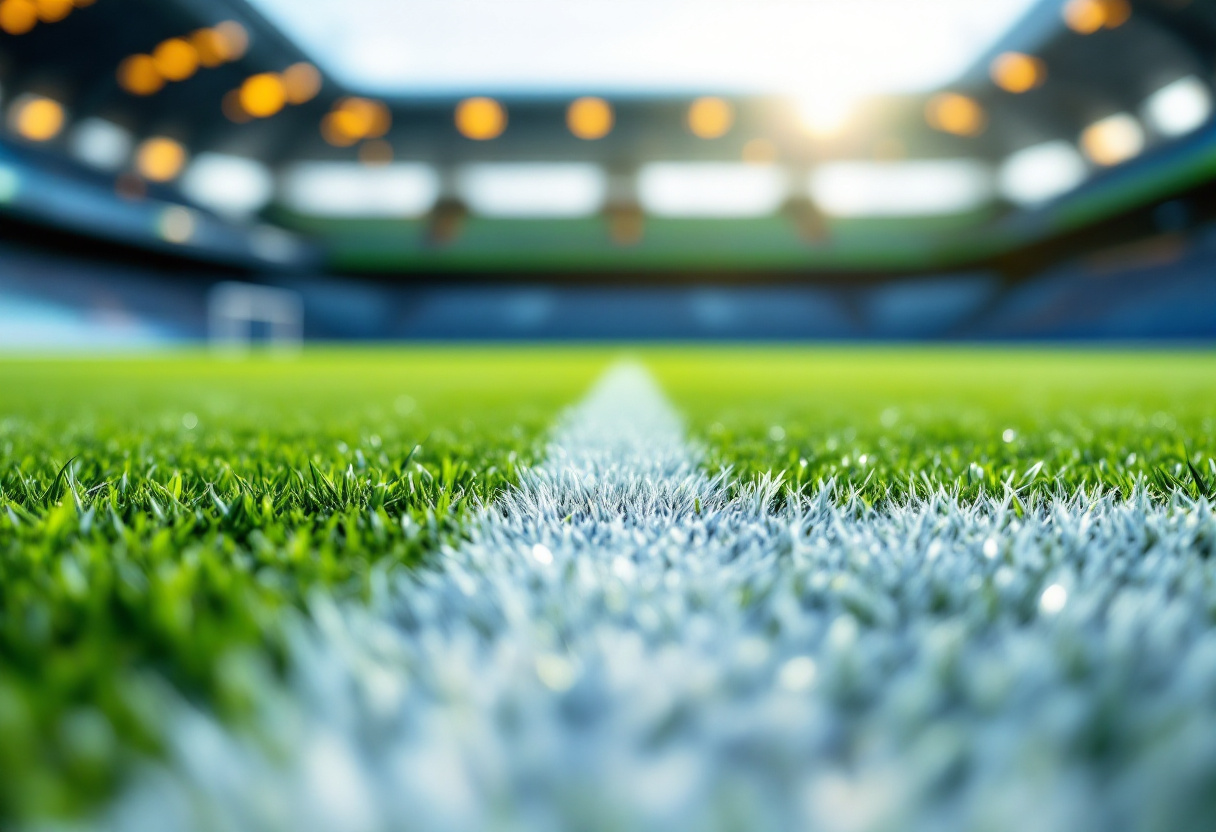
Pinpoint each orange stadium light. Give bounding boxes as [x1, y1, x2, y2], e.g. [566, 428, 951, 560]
[117, 54, 163, 96]
[282, 63, 322, 105]
[456, 97, 507, 141]
[213, 21, 249, 62]
[991, 52, 1046, 94]
[9, 94, 65, 141]
[191, 28, 229, 68]
[1063, 0, 1131, 34]
[687, 97, 733, 139]
[925, 93, 986, 137]
[239, 73, 287, 118]
[0, 0, 39, 34]
[567, 97, 614, 140]
[33, 0, 71, 22]
[136, 136, 187, 182]
[152, 38, 199, 82]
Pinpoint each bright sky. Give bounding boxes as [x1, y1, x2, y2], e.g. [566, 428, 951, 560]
[249, 0, 1040, 98]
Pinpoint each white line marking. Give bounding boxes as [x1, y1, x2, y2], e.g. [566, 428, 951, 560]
[100, 364, 1216, 832]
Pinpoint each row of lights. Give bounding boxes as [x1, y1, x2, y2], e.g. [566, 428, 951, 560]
[1063, 0, 1131, 35]
[424, 2, 1134, 148]
[117, 22, 248, 96]
[935, 75, 1210, 171]
[10, 74, 1204, 218]
[443, 95, 741, 143]
[0, 0, 91, 36]
[5, 94, 189, 181]
[223, 63, 321, 122]
[926, 0, 1132, 139]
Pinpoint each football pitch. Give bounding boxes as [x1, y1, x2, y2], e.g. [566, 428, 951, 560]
[2, 348, 1215, 831]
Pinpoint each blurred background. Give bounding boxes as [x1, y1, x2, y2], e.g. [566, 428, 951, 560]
[0, 0, 1214, 346]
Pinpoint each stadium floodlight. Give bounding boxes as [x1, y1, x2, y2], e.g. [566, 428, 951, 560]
[793, 92, 857, 137]
[457, 164, 607, 218]
[1144, 76, 1212, 138]
[637, 163, 788, 218]
[68, 118, 132, 171]
[1080, 113, 1145, 166]
[998, 141, 1088, 207]
[8, 93, 65, 142]
[809, 160, 993, 217]
[180, 153, 274, 219]
[280, 162, 439, 218]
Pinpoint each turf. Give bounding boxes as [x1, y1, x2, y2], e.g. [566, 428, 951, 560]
[2, 347, 1215, 824]
[651, 348, 1216, 502]
[0, 350, 601, 819]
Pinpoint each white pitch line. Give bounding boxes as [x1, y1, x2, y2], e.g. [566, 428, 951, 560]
[97, 364, 1216, 832]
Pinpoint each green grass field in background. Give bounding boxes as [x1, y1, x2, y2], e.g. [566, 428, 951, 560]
[652, 348, 1216, 503]
[2, 347, 1215, 822]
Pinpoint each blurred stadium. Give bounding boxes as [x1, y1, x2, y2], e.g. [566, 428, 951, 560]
[5, 3, 1216, 831]
[1, 0, 1215, 343]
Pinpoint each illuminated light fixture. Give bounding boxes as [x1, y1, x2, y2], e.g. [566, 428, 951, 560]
[124, 26, 245, 98]
[1144, 76, 1212, 138]
[68, 117, 133, 171]
[157, 205, 196, 244]
[280, 162, 440, 218]
[322, 97, 391, 145]
[0, 0, 38, 34]
[998, 141, 1087, 206]
[135, 136, 188, 182]
[567, 97, 613, 140]
[191, 28, 228, 67]
[8, 94, 65, 142]
[458, 163, 607, 218]
[637, 162, 786, 217]
[1063, 0, 1130, 34]
[793, 94, 856, 136]
[925, 93, 986, 137]
[152, 38, 199, 82]
[1080, 112, 1144, 166]
[357, 139, 393, 166]
[239, 73, 287, 118]
[687, 97, 733, 139]
[0, 0, 93, 34]
[990, 52, 1045, 94]
[282, 62, 322, 105]
[809, 160, 994, 217]
[320, 113, 357, 146]
[33, 0, 70, 22]
[338, 98, 389, 137]
[455, 97, 506, 141]
[213, 21, 249, 62]
[117, 55, 164, 96]
[180, 152, 273, 218]
[742, 138, 779, 164]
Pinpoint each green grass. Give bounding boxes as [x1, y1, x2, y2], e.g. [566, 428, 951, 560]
[652, 348, 1216, 503]
[3, 347, 1216, 824]
[0, 350, 602, 820]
